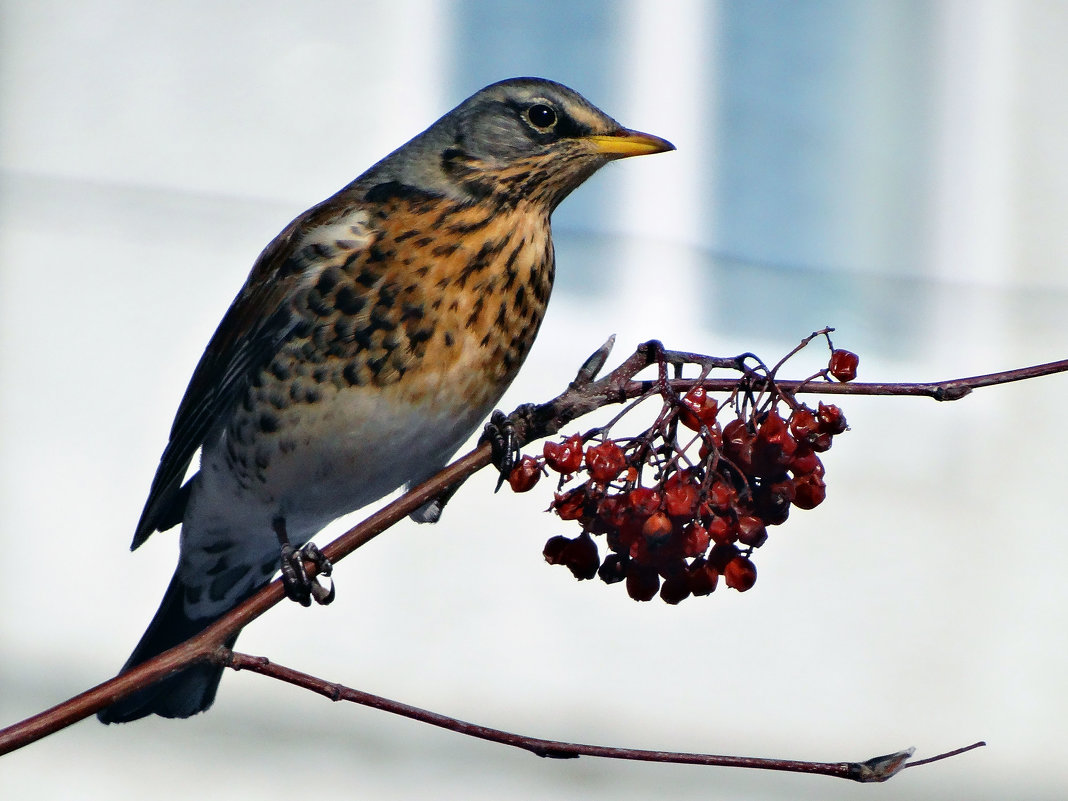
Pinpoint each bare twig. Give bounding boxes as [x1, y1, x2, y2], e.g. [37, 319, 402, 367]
[222, 650, 984, 783]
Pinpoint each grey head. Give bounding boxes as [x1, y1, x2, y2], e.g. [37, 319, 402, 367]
[358, 77, 674, 209]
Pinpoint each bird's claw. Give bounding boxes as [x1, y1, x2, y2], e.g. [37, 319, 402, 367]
[280, 542, 335, 607]
[481, 406, 533, 491]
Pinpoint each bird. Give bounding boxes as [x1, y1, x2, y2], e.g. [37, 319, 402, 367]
[97, 77, 673, 723]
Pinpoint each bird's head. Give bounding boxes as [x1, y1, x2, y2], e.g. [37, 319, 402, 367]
[369, 77, 674, 210]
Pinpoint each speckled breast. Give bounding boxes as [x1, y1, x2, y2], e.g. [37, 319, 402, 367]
[221, 192, 556, 514]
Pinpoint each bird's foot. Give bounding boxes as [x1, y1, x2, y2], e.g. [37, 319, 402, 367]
[279, 541, 335, 607]
[481, 404, 536, 491]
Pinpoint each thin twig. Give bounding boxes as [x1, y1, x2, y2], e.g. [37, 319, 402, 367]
[902, 741, 988, 769]
[223, 650, 982, 783]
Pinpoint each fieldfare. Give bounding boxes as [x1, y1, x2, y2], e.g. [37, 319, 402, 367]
[98, 77, 673, 723]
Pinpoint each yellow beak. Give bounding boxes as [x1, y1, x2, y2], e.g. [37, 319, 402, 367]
[585, 128, 676, 158]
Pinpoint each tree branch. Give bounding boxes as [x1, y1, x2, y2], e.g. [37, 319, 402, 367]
[221, 650, 984, 783]
[1, 336, 1063, 763]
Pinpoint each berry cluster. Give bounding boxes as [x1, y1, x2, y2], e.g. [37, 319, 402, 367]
[506, 345, 857, 604]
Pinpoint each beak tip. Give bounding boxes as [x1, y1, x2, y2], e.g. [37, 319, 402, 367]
[587, 129, 677, 158]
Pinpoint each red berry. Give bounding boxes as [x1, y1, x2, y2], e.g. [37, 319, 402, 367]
[659, 573, 691, 605]
[656, 557, 688, 580]
[752, 409, 797, 476]
[585, 441, 627, 482]
[627, 486, 661, 519]
[736, 514, 768, 547]
[507, 456, 541, 492]
[552, 485, 589, 521]
[543, 533, 600, 580]
[679, 386, 719, 431]
[759, 407, 788, 438]
[543, 433, 584, 474]
[792, 473, 827, 509]
[598, 553, 628, 584]
[687, 559, 719, 596]
[789, 445, 822, 476]
[641, 510, 673, 539]
[816, 402, 848, 435]
[663, 476, 700, 518]
[722, 418, 751, 454]
[626, 562, 661, 602]
[616, 513, 646, 557]
[753, 478, 793, 526]
[543, 535, 569, 564]
[724, 556, 757, 591]
[708, 542, 741, 571]
[680, 522, 710, 557]
[789, 408, 820, 443]
[562, 533, 600, 580]
[809, 431, 833, 453]
[604, 526, 627, 555]
[697, 425, 724, 459]
[828, 349, 859, 382]
[707, 515, 737, 545]
[596, 493, 629, 530]
[706, 480, 736, 512]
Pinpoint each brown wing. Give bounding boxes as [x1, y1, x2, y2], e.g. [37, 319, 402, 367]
[130, 195, 371, 549]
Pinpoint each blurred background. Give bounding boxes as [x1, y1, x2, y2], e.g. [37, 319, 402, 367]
[2, 1, 1067, 798]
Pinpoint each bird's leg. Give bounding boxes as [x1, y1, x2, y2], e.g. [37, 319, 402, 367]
[481, 338, 617, 491]
[408, 482, 461, 524]
[481, 404, 537, 491]
[273, 517, 335, 607]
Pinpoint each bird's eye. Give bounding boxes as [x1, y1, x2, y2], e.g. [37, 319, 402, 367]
[525, 103, 558, 131]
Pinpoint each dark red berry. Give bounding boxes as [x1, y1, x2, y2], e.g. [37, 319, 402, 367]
[659, 573, 691, 605]
[697, 425, 724, 459]
[663, 475, 700, 518]
[793, 473, 827, 509]
[816, 402, 848, 435]
[596, 493, 629, 530]
[544, 533, 600, 580]
[754, 478, 793, 526]
[598, 553, 628, 584]
[543, 433, 584, 474]
[789, 445, 822, 476]
[552, 484, 589, 521]
[706, 480, 736, 512]
[789, 408, 820, 443]
[736, 514, 769, 547]
[627, 486, 661, 519]
[679, 386, 719, 431]
[722, 419, 754, 474]
[507, 455, 541, 492]
[543, 535, 569, 564]
[585, 441, 627, 483]
[680, 522, 710, 557]
[809, 431, 833, 453]
[752, 409, 797, 476]
[641, 511, 673, 544]
[758, 408, 788, 438]
[687, 558, 719, 596]
[562, 533, 600, 580]
[724, 556, 757, 591]
[707, 515, 737, 545]
[708, 542, 742, 571]
[656, 557, 688, 580]
[626, 562, 660, 602]
[828, 349, 859, 382]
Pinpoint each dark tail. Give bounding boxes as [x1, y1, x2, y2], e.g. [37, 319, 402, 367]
[97, 571, 244, 724]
